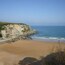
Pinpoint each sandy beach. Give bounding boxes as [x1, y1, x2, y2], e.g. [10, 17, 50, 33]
[0, 40, 65, 65]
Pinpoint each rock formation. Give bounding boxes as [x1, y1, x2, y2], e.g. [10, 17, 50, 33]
[0, 22, 36, 41]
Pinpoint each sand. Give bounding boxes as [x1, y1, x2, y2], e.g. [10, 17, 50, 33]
[0, 40, 65, 65]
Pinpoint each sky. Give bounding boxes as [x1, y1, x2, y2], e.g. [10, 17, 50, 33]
[0, 0, 65, 26]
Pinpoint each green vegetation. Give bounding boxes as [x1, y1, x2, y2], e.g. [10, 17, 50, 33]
[19, 57, 38, 65]
[18, 50, 65, 65]
[0, 25, 5, 30]
[0, 22, 9, 31]
[0, 21, 27, 30]
[0, 21, 26, 25]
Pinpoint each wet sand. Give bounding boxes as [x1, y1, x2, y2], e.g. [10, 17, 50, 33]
[0, 40, 65, 65]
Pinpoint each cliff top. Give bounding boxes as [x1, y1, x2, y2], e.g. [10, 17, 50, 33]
[0, 21, 27, 25]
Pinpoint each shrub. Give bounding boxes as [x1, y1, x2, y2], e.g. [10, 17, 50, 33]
[18, 51, 65, 65]
[18, 57, 38, 65]
[41, 51, 65, 65]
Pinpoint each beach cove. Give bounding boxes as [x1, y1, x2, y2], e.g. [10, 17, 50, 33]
[0, 40, 65, 65]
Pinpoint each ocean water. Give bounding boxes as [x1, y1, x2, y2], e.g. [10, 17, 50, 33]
[31, 26, 65, 42]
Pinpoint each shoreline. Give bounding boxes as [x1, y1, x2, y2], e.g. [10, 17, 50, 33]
[0, 37, 65, 43]
[32, 36, 65, 43]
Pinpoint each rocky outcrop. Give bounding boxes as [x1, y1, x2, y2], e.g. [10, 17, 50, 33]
[0, 22, 36, 41]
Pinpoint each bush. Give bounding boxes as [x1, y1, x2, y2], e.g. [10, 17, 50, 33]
[18, 51, 65, 65]
[18, 57, 38, 65]
[42, 51, 65, 65]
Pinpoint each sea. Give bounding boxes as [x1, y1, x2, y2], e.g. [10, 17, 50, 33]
[31, 26, 65, 42]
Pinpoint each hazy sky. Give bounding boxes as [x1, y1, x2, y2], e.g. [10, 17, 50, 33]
[0, 0, 65, 26]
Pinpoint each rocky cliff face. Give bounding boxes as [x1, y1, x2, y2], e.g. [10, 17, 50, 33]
[0, 22, 36, 40]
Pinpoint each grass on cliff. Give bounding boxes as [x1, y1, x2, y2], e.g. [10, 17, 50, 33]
[0, 21, 27, 30]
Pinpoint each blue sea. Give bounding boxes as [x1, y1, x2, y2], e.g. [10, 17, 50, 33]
[31, 26, 65, 42]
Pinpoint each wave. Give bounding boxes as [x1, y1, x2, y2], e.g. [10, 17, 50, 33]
[31, 36, 65, 42]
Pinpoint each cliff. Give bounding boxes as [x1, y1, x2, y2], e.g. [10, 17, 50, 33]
[0, 22, 36, 41]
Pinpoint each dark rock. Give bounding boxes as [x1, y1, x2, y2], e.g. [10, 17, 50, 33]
[18, 57, 38, 65]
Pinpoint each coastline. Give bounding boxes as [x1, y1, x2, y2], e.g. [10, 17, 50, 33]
[0, 36, 65, 44]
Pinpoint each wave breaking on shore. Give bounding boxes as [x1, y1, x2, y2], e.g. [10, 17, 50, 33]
[32, 36, 65, 42]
